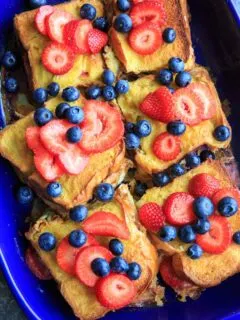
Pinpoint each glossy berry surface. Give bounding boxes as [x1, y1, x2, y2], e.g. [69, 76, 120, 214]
[114, 14, 132, 33]
[86, 85, 102, 99]
[109, 239, 124, 256]
[1, 51, 17, 69]
[167, 121, 186, 136]
[91, 258, 110, 277]
[156, 69, 173, 85]
[187, 244, 203, 259]
[110, 257, 129, 273]
[29, 0, 47, 9]
[193, 196, 214, 219]
[65, 107, 84, 124]
[115, 80, 129, 94]
[80, 4, 96, 20]
[68, 230, 87, 248]
[170, 163, 185, 178]
[33, 88, 48, 104]
[34, 107, 53, 126]
[200, 149, 215, 162]
[47, 82, 60, 97]
[162, 28, 176, 43]
[185, 153, 201, 168]
[175, 71, 192, 87]
[194, 219, 211, 235]
[102, 86, 116, 101]
[134, 181, 147, 197]
[69, 205, 88, 222]
[213, 125, 230, 142]
[62, 86, 80, 102]
[16, 186, 34, 205]
[4, 77, 18, 93]
[125, 133, 140, 150]
[93, 17, 109, 31]
[217, 196, 238, 217]
[168, 57, 184, 73]
[178, 225, 196, 243]
[134, 120, 152, 138]
[66, 126, 82, 143]
[117, 0, 130, 12]
[233, 231, 240, 244]
[47, 182, 62, 198]
[152, 172, 171, 187]
[55, 103, 70, 119]
[159, 225, 177, 242]
[102, 69, 115, 85]
[127, 262, 142, 280]
[125, 122, 135, 133]
[95, 183, 115, 202]
[38, 232, 56, 251]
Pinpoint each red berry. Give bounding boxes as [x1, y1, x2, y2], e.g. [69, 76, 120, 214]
[132, 0, 163, 4]
[26, 126, 44, 153]
[87, 28, 108, 54]
[58, 147, 89, 175]
[138, 202, 165, 232]
[75, 245, 113, 287]
[96, 274, 137, 309]
[188, 173, 220, 198]
[79, 100, 124, 154]
[34, 5, 54, 36]
[212, 188, 240, 208]
[42, 42, 75, 75]
[152, 132, 181, 161]
[25, 246, 52, 280]
[196, 215, 232, 254]
[128, 22, 163, 55]
[82, 211, 130, 240]
[163, 192, 196, 226]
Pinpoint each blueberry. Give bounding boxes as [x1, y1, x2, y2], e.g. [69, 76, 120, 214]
[125, 133, 140, 150]
[16, 186, 34, 204]
[217, 196, 238, 217]
[103, 69, 115, 85]
[109, 239, 124, 256]
[110, 257, 129, 273]
[115, 79, 129, 94]
[200, 149, 215, 162]
[185, 153, 200, 168]
[168, 87, 175, 94]
[86, 85, 102, 99]
[93, 16, 109, 31]
[80, 3, 96, 20]
[69, 205, 88, 222]
[175, 71, 192, 87]
[127, 262, 142, 280]
[1, 51, 17, 69]
[187, 244, 203, 259]
[38, 232, 56, 251]
[233, 231, 240, 244]
[95, 183, 115, 202]
[159, 225, 177, 242]
[68, 230, 87, 248]
[62, 86, 80, 102]
[91, 258, 110, 277]
[213, 125, 230, 142]
[134, 181, 147, 197]
[66, 126, 82, 143]
[124, 121, 135, 133]
[47, 82, 60, 97]
[29, 0, 47, 9]
[134, 120, 152, 138]
[65, 107, 84, 124]
[34, 107, 53, 126]
[193, 196, 214, 219]
[152, 172, 171, 187]
[114, 14, 132, 33]
[55, 103, 70, 119]
[33, 88, 48, 104]
[117, 0, 131, 11]
[162, 28, 176, 43]
[178, 225, 196, 243]
[168, 57, 184, 73]
[47, 182, 62, 198]
[167, 120, 186, 136]
[194, 219, 210, 235]
[4, 77, 18, 93]
[169, 163, 185, 178]
[156, 69, 173, 86]
[102, 86, 116, 101]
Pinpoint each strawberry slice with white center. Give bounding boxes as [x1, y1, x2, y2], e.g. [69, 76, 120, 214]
[196, 216, 232, 254]
[46, 9, 74, 43]
[152, 132, 181, 161]
[42, 42, 75, 75]
[79, 100, 124, 154]
[63, 19, 92, 54]
[128, 22, 163, 55]
[35, 5, 54, 36]
[58, 147, 89, 175]
[26, 126, 44, 153]
[75, 245, 113, 287]
[87, 28, 108, 54]
[130, 2, 167, 28]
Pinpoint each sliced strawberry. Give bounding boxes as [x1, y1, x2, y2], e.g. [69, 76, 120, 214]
[26, 126, 44, 153]
[188, 83, 217, 121]
[35, 5, 54, 36]
[129, 2, 166, 27]
[163, 192, 196, 226]
[188, 173, 220, 198]
[152, 132, 181, 161]
[56, 234, 99, 275]
[138, 202, 165, 232]
[42, 42, 75, 75]
[58, 147, 89, 175]
[79, 100, 124, 154]
[75, 245, 113, 287]
[25, 246, 52, 280]
[173, 88, 202, 126]
[87, 28, 108, 54]
[159, 257, 194, 290]
[132, 0, 163, 4]
[196, 215, 232, 254]
[212, 188, 240, 208]
[82, 211, 130, 240]
[128, 22, 163, 55]
[63, 19, 92, 54]
[96, 274, 137, 309]
[46, 9, 74, 43]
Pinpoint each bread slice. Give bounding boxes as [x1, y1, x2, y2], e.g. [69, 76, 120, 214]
[109, 0, 195, 75]
[14, 0, 106, 90]
[117, 66, 231, 175]
[26, 184, 164, 320]
[0, 96, 131, 212]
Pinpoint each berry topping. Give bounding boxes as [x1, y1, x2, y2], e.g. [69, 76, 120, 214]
[156, 69, 173, 86]
[115, 79, 129, 94]
[178, 225, 196, 243]
[233, 231, 240, 244]
[169, 163, 185, 178]
[68, 230, 87, 248]
[134, 120, 152, 137]
[194, 219, 211, 235]
[186, 244, 203, 259]
[188, 173, 220, 198]
[16, 186, 34, 205]
[163, 192, 196, 226]
[162, 27, 176, 43]
[109, 239, 124, 256]
[134, 181, 147, 197]
[196, 216, 232, 254]
[138, 202, 165, 232]
[46, 10, 74, 43]
[4, 77, 18, 93]
[34, 107, 53, 126]
[117, 0, 131, 11]
[86, 85, 102, 99]
[110, 256, 129, 274]
[1, 51, 17, 70]
[80, 3, 97, 21]
[87, 28, 108, 54]
[152, 172, 171, 187]
[58, 147, 89, 175]
[103, 69, 115, 85]
[47, 181, 62, 197]
[38, 232, 56, 251]
[158, 225, 177, 242]
[175, 71, 192, 87]
[125, 121, 136, 133]
[66, 126, 82, 143]
[213, 125, 231, 142]
[193, 196, 214, 219]
[168, 57, 185, 73]
[91, 258, 110, 277]
[69, 205, 88, 222]
[47, 82, 60, 97]
[25, 246, 52, 280]
[125, 133, 140, 150]
[62, 86, 80, 102]
[129, 2, 166, 27]
[29, 0, 47, 9]
[127, 262, 142, 280]
[65, 107, 84, 124]
[153, 132, 181, 161]
[95, 183, 115, 202]
[102, 85, 116, 101]
[35, 5, 54, 36]
[200, 149, 215, 162]
[114, 14, 133, 33]
[217, 197, 238, 217]
[212, 188, 240, 208]
[82, 211, 130, 240]
[33, 88, 48, 105]
[185, 152, 201, 168]
[55, 103, 70, 119]
[93, 17, 109, 32]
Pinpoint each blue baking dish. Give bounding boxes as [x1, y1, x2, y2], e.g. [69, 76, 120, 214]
[1, 0, 240, 319]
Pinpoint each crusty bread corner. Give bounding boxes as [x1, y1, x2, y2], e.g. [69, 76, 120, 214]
[26, 184, 162, 320]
